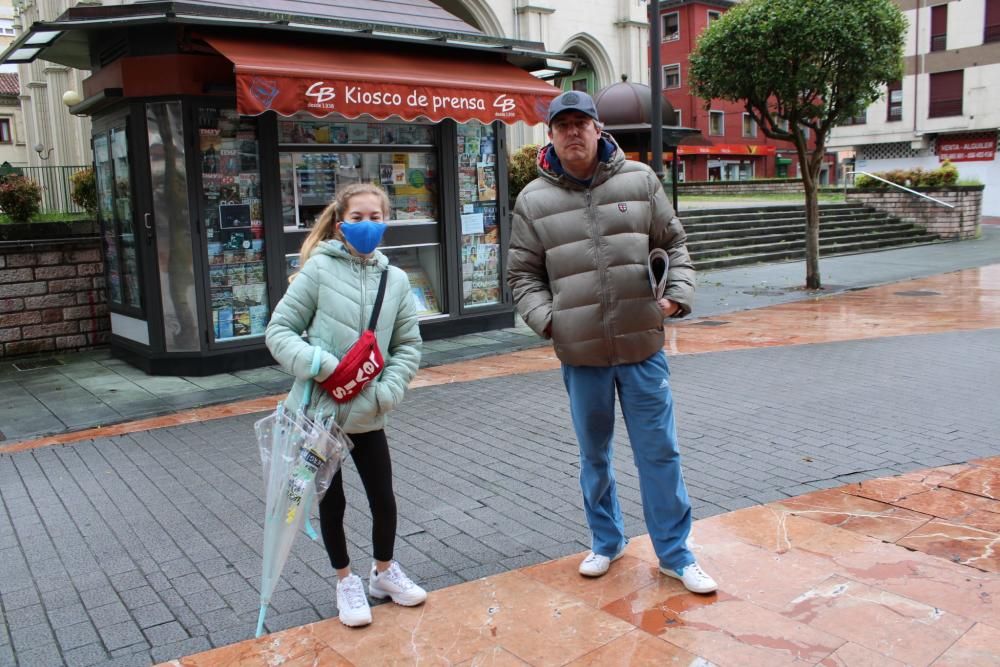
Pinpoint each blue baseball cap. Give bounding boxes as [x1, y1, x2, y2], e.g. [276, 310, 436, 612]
[547, 91, 600, 124]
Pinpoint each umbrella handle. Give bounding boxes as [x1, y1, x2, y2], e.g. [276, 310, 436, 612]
[300, 346, 324, 410]
[300, 485, 320, 540]
[304, 520, 320, 541]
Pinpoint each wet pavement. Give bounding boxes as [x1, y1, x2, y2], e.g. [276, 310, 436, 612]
[3, 224, 999, 445]
[1, 232, 999, 666]
[163, 458, 1000, 667]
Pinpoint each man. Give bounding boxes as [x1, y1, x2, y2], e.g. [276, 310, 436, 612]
[507, 91, 716, 593]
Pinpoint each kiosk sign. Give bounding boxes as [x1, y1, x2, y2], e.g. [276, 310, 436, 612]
[237, 76, 553, 125]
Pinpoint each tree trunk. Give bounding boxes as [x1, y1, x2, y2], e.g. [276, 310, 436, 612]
[802, 169, 821, 289]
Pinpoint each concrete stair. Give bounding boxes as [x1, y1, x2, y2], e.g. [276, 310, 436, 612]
[682, 203, 941, 270]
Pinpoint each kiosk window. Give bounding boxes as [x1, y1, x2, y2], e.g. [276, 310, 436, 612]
[456, 121, 501, 308]
[198, 108, 269, 343]
[279, 117, 444, 319]
[94, 128, 141, 312]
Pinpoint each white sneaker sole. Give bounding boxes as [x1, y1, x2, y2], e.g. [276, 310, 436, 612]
[338, 613, 372, 628]
[579, 550, 625, 577]
[369, 586, 427, 607]
[659, 566, 718, 594]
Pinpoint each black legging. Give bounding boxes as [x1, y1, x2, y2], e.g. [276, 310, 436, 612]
[319, 429, 397, 570]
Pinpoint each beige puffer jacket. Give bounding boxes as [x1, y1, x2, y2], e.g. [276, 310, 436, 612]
[507, 133, 695, 367]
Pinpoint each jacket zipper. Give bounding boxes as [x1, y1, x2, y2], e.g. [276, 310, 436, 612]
[336, 262, 368, 427]
[586, 188, 616, 365]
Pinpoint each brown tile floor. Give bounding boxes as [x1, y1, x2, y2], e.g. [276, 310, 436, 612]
[159, 457, 1000, 666]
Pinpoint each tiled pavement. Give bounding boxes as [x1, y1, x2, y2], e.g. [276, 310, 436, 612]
[3, 223, 1000, 444]
[2, 235, 1000, 665]
[1, 321, 999, 665]
[163, 457, 1000, 666]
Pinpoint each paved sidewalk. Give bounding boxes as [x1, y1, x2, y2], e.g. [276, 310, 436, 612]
[2, 225, 999, 444]
[1, 321, 999, 665]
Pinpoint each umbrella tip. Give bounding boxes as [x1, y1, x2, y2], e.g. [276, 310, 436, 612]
[255, 605, 268, 638]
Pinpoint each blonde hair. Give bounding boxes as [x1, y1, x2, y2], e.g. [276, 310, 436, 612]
[290, 182, 392, 282]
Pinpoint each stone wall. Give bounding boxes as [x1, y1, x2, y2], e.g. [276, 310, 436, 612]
[678, 179, 805, 195]
[0, 236, 109, 359]
[845, 185, 983, 240]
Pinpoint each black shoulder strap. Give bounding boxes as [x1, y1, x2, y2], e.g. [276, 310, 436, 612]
[367, 270, 390, 331]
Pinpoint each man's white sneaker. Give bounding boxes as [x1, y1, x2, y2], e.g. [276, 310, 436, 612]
[336, 574, 372, 627]
[578, 550, 624, 577]
[368, 562, 427, 606]
[660, 562, 718, 594]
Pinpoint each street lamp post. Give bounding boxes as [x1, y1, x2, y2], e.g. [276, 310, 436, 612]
[649, 0, 664, 183]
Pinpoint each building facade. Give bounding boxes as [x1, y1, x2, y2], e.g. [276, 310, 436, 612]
[828, 0, 1000, 215]
[435, 0, 654, 149]
[655, 0, 834, 183]
[9, 0, 90, 168]
[0, 72, 27, 166]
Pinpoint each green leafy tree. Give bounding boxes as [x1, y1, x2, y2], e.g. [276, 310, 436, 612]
[70, 167, 98, 217]
[507, 143, 540, 209]
[689, 0, 906, 288]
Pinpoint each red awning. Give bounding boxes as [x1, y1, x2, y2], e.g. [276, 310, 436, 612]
[203, 35, 559, 125]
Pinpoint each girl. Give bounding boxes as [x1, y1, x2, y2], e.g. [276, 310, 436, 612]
[265, 183, 423, 628]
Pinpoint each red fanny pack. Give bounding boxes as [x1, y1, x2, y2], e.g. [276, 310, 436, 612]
[320, 271, 389, 404]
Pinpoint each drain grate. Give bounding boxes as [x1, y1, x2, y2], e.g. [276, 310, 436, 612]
[12, 357, 65, 371]
[691, 320, 730, 327]
[894, 290, 942, 297]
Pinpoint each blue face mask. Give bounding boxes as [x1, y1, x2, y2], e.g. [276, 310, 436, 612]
[340, 220, 387, 255]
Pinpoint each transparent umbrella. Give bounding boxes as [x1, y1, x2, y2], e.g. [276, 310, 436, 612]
[253, 350, 350, 637]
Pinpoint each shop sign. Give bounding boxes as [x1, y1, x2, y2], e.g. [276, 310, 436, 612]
[676, 144, 777, 156]
[937, 134, 996, 162]
[239, 75, 551, 125]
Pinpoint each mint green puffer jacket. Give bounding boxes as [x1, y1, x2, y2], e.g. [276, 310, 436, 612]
[265, 240, 422, 434]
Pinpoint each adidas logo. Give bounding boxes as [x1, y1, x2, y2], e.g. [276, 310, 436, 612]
[659, 379, 669, 389]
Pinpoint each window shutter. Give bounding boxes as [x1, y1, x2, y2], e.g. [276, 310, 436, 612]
[931, 5, 948, 51]
[986, 0, 1000, 42]
[929, 70, 963, 117]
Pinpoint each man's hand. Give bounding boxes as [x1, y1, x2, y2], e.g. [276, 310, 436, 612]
[658, 298, 680, 318]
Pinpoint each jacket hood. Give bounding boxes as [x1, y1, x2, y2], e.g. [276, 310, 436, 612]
[537, 132, 624, 190]
[316, 239, 390, 270]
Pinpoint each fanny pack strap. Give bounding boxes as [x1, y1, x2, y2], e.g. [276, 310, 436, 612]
[367, 270, 390, 331]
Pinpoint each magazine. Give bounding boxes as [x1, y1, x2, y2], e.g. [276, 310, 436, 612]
[217, 307, 234, 339]
[401, 266, 440, 316]
[477, 164, 496, 201]
[250, 305, 269, 335]
[233, 308, 251, 337]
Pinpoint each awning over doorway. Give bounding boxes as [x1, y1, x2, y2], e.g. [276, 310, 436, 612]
[202, 35, 560, 125]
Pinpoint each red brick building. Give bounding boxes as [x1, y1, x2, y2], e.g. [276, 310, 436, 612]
[656, 0, 836, 183]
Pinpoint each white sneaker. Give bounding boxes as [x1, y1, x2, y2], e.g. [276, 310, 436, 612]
[368, 562, 427, 606]
[660, 562, 718, 594]
[578, 550, 624, 577]
[336, 574, 372, 627]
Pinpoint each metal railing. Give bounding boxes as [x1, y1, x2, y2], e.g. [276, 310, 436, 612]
[846, 170, 955, 209]
[16, 165, 90, 214]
